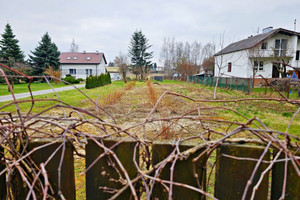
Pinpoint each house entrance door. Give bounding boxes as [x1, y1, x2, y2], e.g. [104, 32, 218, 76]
[272, 64, 279, 78]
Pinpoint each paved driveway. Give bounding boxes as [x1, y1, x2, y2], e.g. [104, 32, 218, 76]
[0, 84, 85, 102]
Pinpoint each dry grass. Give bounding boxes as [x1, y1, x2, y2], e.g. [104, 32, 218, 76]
[124, 81, 136, 90]
[146, 80, 158, 106]
[102, 90, 124, 105]
[101, 81, 137, 106]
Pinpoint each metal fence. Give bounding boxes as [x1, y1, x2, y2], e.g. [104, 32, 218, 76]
[188, 76, 253, 93]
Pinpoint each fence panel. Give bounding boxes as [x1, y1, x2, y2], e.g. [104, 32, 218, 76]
[189, 76, 252, 92]
[0, 147, 6, 200]
[12, 139, 75, 200]
[86, 138, 139, 200]
[271, 151, 300, 200]
[152, 142, 207, 200]
[214, 144, 270, 200]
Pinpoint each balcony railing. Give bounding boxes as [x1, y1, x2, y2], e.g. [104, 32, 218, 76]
[248, 49, 295, 58]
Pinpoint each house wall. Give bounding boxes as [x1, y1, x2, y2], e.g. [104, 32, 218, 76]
[109, 72, 120, 81]
[61, 63, 106, 79]
[290, 36, 300, 68]
[214, 50, 250, 78]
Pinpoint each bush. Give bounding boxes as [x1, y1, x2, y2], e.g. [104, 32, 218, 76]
[77, 78, 84, 82]
[85, 73, 112, 89]
[63, 76, 76, 84]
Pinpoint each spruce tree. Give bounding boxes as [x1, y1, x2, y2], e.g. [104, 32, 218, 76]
[128, 30, 153, 79]
[0, 23, 24, 64]
[29, 32, 60, 76]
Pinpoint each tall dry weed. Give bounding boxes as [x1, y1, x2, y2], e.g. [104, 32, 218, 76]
[124, 81, 136, 90]
[102, 90, 124, 105]
[146, 80, 157, 106]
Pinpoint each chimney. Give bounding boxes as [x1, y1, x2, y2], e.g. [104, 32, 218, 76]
[96, 50, 99, 55]
[83, 50, 86, 54]
[262, 27, 273, 34]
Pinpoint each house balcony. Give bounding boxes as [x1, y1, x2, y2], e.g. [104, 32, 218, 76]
[248, 49, 295, 59]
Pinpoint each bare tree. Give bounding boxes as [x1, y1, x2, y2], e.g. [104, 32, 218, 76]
[70, 38, 79, 52]
[202, 43, 216, 59]
[160, 38, 203, 76]
[270, 38, 291, 78]
[114, 52, 128, 83]
[214, 33, 227, 99]
[245, 44, 267, 90]
[177, 58, 197, 81]
[202, 56, 215, 74]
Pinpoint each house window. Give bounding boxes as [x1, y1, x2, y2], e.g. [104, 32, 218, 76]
[228, 62, 232, 72]
[74, 57, 78, 60]
[86, 69, 92, 76]
[259, 61, 264, 71]
[254, 61, 264, 71]
[296, 51, 300, 60]
[67, 56, 71, 60]
[87, 57, 91, 61]
[274, 39, 287, 56]
[69, 69, 76, 75]
[254, 61, 258, 70]
[261, 42, 267, 49]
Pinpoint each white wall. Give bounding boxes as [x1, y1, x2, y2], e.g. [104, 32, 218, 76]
[61, 63, 106, 79]
[214, 50, 249, 78]
[109, 72, 120, 81]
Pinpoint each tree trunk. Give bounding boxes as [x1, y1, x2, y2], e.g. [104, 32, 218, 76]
[213, 76, 220, 99]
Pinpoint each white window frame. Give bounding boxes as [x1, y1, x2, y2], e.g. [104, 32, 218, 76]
[69, 69, 76, 75]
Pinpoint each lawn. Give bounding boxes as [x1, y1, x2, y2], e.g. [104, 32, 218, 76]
[0, 82, 73, 96]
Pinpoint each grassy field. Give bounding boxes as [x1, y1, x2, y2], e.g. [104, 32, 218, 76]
[252, 87, 300, 99]
[1, 80, 299, 136]
[0, 82, 74, 96]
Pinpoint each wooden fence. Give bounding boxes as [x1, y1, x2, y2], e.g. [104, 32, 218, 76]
[0, 139, 299, 200]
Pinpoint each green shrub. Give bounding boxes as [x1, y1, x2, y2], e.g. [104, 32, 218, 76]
[85, 73, 112, 89]
[63, 76, 76, 84]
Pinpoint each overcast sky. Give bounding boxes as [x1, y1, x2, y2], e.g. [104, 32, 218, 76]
[0, 0, 299, 65]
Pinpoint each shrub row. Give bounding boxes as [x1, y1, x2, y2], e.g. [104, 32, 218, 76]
[85, 73, 111, 89]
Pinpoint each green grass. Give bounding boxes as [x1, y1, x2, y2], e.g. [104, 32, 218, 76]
[0, 81, 129, 113]
[0, 82, 74, 96]
[252, 87, 300, 99]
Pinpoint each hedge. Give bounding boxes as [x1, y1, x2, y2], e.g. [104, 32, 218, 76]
[85, 73, 111, 89]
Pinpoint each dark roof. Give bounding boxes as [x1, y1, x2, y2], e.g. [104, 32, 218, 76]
[215, 28, 300, 56]
[59, 52, 107, 64]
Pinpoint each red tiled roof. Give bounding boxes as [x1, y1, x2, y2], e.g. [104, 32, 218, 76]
[59, 52, 107, 64]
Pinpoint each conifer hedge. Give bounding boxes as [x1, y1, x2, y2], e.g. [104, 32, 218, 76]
[85, 73, 111, 89]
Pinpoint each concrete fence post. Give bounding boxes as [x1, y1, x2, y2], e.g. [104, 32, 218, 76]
[86, 138, 139, 200]
[152, 141, 207, 200]
[214, 144, 270, 200]
[13, 139, 75, 200]
[0, 147, 6, 200]
[271, 150, 300, 200]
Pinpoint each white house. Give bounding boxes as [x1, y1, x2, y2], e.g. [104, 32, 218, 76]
[59, 52, 107, 79]
[214, 27, 300, 82]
